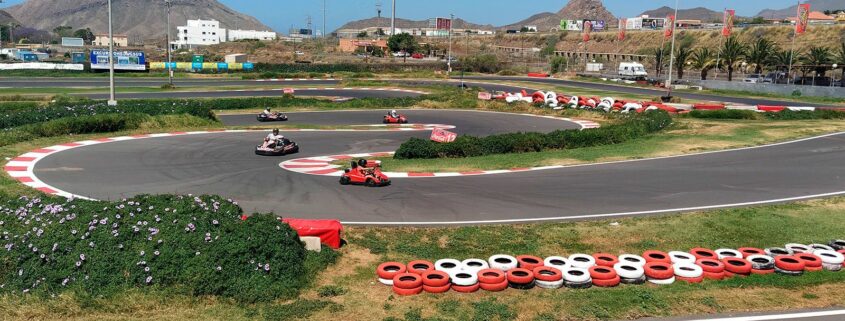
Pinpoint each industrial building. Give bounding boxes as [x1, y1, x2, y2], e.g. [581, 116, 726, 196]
[94, 34, 129, 47]
[171, 19, 277, 50]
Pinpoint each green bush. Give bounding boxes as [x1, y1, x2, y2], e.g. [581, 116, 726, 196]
[0, 101, 40, 112]
[394, 111, 673, 159]
[0, 100, 215, 130]
[688, 109, 758, 120]
[764, 109, 845, 120]
[0, 194, 320, 303]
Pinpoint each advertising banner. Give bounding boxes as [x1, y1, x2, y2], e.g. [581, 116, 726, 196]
[430, 128, 457, 143]
[283, 88, 295, 94]
[435, 18, 452, 30]
[642, 18, 665, 30]
[796, 3, 810, 34]
[71, 52, 86, 64]
[477, 92, 492, 100]
[664, 15, 675, 38]
[61, 37, 84, 47]
[618, 18, 627, 41]
[90, 50, 146, 71]
[582, 21, 592, 42]
[722, 9, 735, 37]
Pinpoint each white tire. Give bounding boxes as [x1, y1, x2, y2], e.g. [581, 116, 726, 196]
[715, 249, 742, 260]
[810, 244, 835, 252]
[668, 251, 696, 265]
[823, 263, 843, 272]
[618, 254, 647, 267]
[746, 255, 775, 270]
[488, 255, 518, 271]
[450, 271, 479, 286]
[814, 250, 845, 265]
[562, 267, 591, 283]
[435, 259, 462, 275]
[461, 258, 489, 275]
[536, 279, 564, 289]
[568, 254, 596, 269]
[647, 276, 676, 285]
[544, 256, 570, 270]
[613, 263, 645, 279]
[785, 243, 812, 253]
[378, 278, 393, 286]
[766, 247, 793, 256]
[673, 262, 703, 278]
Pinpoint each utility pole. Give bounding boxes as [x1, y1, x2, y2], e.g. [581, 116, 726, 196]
[447, 14, 453, 74]
[322, 0, 326, 38]
[376, 1, 382, 39]
[390, 0, 396, 36]
[165, 0, 173, 85]
[665, 0, 679, 96]
[107, 0, 117, 106]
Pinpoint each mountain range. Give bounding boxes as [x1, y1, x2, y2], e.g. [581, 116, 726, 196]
[756, 0, 842, 19]
[640, 6, 732, 22]
[0, 9, 18, 25]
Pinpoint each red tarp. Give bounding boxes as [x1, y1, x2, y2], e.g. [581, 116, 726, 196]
[282, 218, 343, 249]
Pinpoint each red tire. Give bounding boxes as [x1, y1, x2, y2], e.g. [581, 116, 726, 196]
[722, 258, 753, 275]
[696, 258, 725, 273]
[533, 266, 563, 282]
[377, 262, 407, 280]
[421, 270, 450, 287]
[589, 266, 618, 280]
[703, 271, 725, 280]
[806, 266, 824, 272]
[677, 275, 704, 283]
[593, 253, 619, 267]
[392, 273, 423, 289]
[507, 268, 534, 284]
[392, 285, 422, 296]
[517, 255, 544, 270]
[738, 247, 766, 258]
[407, 260, 434, 275]
[477, 269, 506, 284]
[479, 280, 509, 292]
[644, 262, 674, 279]
[643, 250, 671, 263]
[796, 253, 822, 268]
[723, 271, 736, 278]
[423, 284, 450, 294]
[751, 269, 775, 275]
[452, 283, 480, 293]
[592, 276, 621, 287]
[775, 255, 805, 271]
[689, 248, 718, 260]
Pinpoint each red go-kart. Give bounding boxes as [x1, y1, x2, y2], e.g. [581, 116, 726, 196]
[383, 114, 408, 124]
[340, 159, 391, 187]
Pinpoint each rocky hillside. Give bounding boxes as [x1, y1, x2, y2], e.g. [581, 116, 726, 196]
[0, 9, 18, 25]
[757, 0, 843, 19]
[640, 6, 732, 22]
[5, 0, 273, 41]
[500, 0, 617, 31]
[336, 17, 494, 31]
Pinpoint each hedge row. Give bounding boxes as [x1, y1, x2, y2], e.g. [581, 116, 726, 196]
[0, 194, 335, 303]
[0, 113, 165, 147]
[688, 109, 758, 120]
[394, 111, 673, 159]
[687, 109, 845, 120]
[0, 100, 215, 130]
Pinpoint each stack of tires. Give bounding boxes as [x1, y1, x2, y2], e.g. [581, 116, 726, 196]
[375, 239, 845, 295]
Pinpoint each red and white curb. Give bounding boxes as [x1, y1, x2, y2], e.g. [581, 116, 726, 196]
[255, 78, 338, 82]
[223, 87, 429, 95]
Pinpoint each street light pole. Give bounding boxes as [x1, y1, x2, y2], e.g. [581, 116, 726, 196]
[665, 0, 679, 96]
[107, 0, 117, 106]
[390, 0, 396, 36]
[447, 14, 453, 74]
[165, 0, 173, 86]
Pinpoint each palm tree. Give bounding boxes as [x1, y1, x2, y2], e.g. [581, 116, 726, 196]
[745, 38, 776, 75]
[720, 36, 746, 81]
[690, 47, 716, 80]
[802, 46, 833, 84]
[767, 49, 796, 72]
[653, 47, 666, 76]
[674, 42, 694, 80]
[835, 42, 845, 87]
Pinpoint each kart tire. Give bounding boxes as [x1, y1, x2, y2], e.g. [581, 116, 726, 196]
[745, 255, 775, 270]
[774, 255, 805, 272]
[722, 258, 753, 275]
[737, 247, 766, 258]
[810, 244, 835, 252]
[751, 269, 775, 275]
[533, 266, 563, 282]
[506, 268, 534, 284]
[643, 250, 671, 263]
[785, 243, 813, 254]
[451, 283, 480, 293]
[392, 285, 423, 296]
[488, 255, 518, 271]
[618, 254, 647, 267]
[592, 276, 621, 287]
[563, 280, 592, 289]
[516, 255, 544, 270]
[795, 253, 823, 268]
[696, 258, 726, 273]
[392, 273, 423, 289]
[378, 278, 393, 286]
[814, 250, 845, 266]
[562, 268, 591, 283]
[461, 258, 489, 275]
[715, 249, 743, 260]
[421, 270, 450, 287]
[450, 271, 478, 287]
[339, 176, 350, 185]
[647, 276, 676, 285]
[766, 247, 793, 256]
[479, 280, 509, 292]
[377, 262, 407, 280]
[613, 263, 645, 279]
[477, 269, 506, 284]
[544, 256, 570, 270]
[365, 178, 377, 187]
[620, 275, 647, 285]
[689, 248, 718, 260]
[676, 275, 704, 283]
[568, 254, 596, 269]
[822, 263, 843, 272]
[775, 266, 804, 276]
[407, 260, 434, 275]
[673, 262, 704, 278]
[434, 259, 462, 275]
[423, 284, 450, 294]
[509, 280, 536, 290]
[703, 271, 725, 280]
[536, 279, 564, 289]
[589, 266, 618, 280]
[644, 262, 674, 280]
[669, 251, 697, 265]
[593, 253, 619, 267]
[829, 240, 845, 251]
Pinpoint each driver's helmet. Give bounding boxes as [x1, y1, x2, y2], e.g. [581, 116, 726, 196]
[265, 108, 271, 112]
[272, 129, 280, 135]
[390, 109, 397, 115]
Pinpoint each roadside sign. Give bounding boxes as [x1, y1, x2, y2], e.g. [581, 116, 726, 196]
[90, 50, 146, 71]
[243, 62, 254, 70]
[61, 37, 84, 47]
[217, 62, 229, 71]
[283, 88, 295, 94]
[430, 128, 457, 143]
[71, 52, 86, 63]
[192, 55, 204, 64]
[478, 92, 492, 100]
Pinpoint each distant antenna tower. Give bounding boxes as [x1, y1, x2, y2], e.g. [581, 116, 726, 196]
[377, 1, 383, 18]
[306, 15, 313, 36]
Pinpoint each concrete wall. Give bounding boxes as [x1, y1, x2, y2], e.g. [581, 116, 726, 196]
[692, 80, 845, 99]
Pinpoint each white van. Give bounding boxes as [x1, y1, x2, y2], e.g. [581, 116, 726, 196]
[618, 62, 648, 79]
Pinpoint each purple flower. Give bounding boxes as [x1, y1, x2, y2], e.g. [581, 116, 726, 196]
[75, 261, 81, 267]
[79, 254, 86, 261]
[144, 267, 150, 272]
[263, 264, 270, 272]
[140, 251, 145, 256]
[154, 250, 160, 256]
[216, 266, 222, 271]
[145, 276, 153, 284]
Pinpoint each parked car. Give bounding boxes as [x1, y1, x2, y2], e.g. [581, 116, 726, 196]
[392, 51, 409, 57]
[411, 53, 424, 59]
[618, 62, 648, 79]
[743, 74, 763, 83]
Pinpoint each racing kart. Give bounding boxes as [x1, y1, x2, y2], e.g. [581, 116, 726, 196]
[383, 114, 408, 124]
[340, 159, 391, 187]
[257, 112, 288, 122]
[255, 138, 299, 156]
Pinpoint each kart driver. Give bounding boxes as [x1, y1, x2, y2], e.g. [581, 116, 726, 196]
[263, 129, 285, 148]
[262, 108, 273, 115]
[388, 109, 398, 118]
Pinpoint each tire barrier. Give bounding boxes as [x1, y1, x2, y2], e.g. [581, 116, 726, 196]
[377, 239, 845, 295]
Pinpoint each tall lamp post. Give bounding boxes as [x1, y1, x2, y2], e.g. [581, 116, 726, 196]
[447, 14, 453, 74]
[665, 0, 679, 97]
[165, 0, 173, 86]
[107, 0, 117, 106]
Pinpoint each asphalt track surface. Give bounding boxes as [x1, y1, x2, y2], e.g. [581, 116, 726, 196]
[31, 108, 845, 224]
[630, 308, 845, 321]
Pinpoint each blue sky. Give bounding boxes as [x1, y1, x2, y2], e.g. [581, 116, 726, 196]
[1, 0, 802, 33]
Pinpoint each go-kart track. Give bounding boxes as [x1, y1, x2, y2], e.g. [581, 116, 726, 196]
[10, 105, 845, 225]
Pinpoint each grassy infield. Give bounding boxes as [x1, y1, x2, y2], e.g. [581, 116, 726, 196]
[1, 80, 845, 321]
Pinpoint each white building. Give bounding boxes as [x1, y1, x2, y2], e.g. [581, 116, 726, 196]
[173, 19, 225, 49]
[227, 29, 277, 42]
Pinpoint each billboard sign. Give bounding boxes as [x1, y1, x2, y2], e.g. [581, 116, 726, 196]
[436, 18, 452, 30]
[243, 62, 254, 70]
[90, 50, 146, 71]
[61, 37, 84, 47]
[560, 20, 604, 31]
[796, 3, 810, 34]
[641, 18, 665, 30]
[588, 20, 605, 31]
[430, 128, 457, 143]
[71, 52, 86, 63]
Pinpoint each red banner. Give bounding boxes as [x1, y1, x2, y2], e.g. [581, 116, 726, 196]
[796, 3, 810, 34]
[722, 9, 735, 37]
[436, 18, 452, 30]
[664, 14, 675, 38]
[582, 21, 592, 42]
[618, 18, 627, 41]
[477, 92, 492, 100]
[283, 88, 295, 94]
[430, 128, 457, 143]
